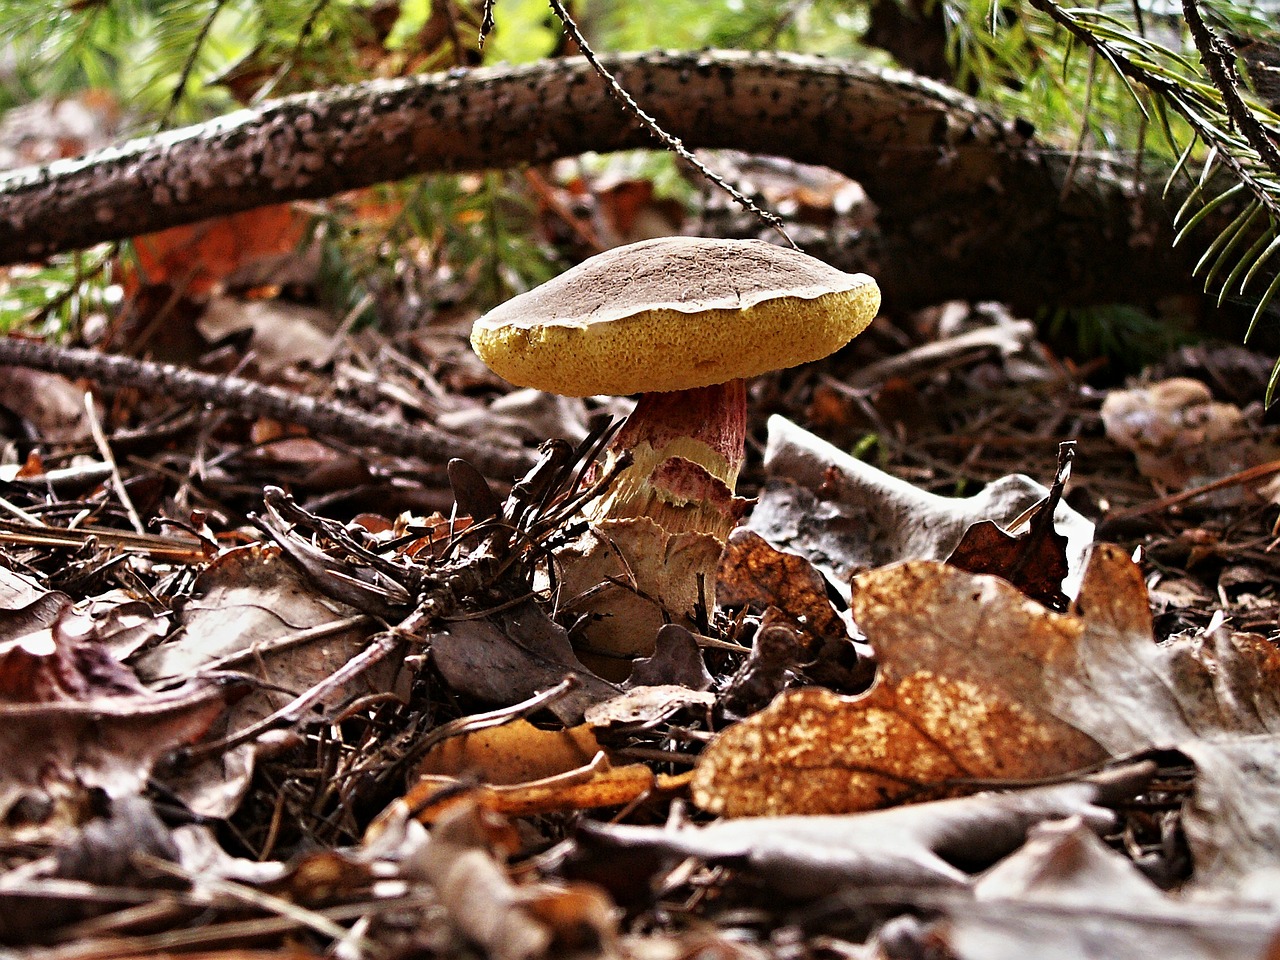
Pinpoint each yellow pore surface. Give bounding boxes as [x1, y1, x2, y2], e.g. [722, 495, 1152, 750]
[470, 282, 881, 398]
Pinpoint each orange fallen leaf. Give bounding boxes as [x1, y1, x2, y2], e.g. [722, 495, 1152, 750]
[693, 556, 1106, 816]
[406, 763, 689, 820]
[406, 719, 689, 820]
[417, 719, 602, 785]
[718, 528, 846, 653]
[127, 204, 310, 297]
[694, 543, 1280, 816]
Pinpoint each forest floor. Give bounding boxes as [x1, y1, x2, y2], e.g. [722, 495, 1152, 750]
[3, 151, 1280, 960]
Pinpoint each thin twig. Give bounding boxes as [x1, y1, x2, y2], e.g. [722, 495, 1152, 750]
[82, 391, 145, 534]
[162, 0, 229, 128]
[251, 0, 331, 104]
[0, 337, 536, 478]
[543, 0, 796, 248]
[0, 495, 45, 526]
[138, 855, 372, 950]
[1100, 456, 1280, 527]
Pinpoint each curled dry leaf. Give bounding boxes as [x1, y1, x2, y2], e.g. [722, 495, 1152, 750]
[0, 593, 226, 838]
[717, 529, 867, 691]
[946, 442, 1075, 611]
[717, 609, 804, 721]
[571, 764, 1152, 900]
[751, 416, 1094, 598]
[404, 762, 684, 821]
[718, 528, 845, 645]
[946, 517, 1069, 610]
[78, 591, 171, 661]
[891, 817, 1280, 960]
[407, 719, 688, 820]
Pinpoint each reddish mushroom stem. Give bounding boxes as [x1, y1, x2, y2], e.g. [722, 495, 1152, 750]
[590, 378, 750, 539]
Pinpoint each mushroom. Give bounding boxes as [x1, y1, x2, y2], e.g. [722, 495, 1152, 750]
[471, 236, 880, 676]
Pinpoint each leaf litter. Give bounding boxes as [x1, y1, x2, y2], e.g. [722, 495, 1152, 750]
[4, 285, 1280, 960]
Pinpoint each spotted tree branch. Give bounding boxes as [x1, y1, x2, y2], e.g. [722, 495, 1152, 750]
[1, 50, 1195, 310]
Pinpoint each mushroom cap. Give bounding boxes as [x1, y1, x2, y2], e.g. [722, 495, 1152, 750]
[470, 237, 880, 397]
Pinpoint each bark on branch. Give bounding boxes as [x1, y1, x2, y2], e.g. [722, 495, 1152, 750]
[0, 50, 1190, 309]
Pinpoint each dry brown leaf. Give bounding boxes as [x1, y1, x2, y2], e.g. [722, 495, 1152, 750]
[693, 559, 1108, 816]
[0, 593, 226, 839]
[78, 591, 171, 661]
[947, 517, 1068, 608]
[1101, 378, 1268, 497]
[751, 416, 1094, 598]
[133, 545, 396, 818]
[896, 817, 1280, 960]
[0, 365, 90, 443]
[135, 545, 377, 685]
[1053, 551, 1280, 751]
[717, 609, 804, 721]
[624, 623, 713, 691]
[695, 543, 1280, 817]
[585, 686, 715, 729]
[718, 528, 845, 648]
[198, 296, 335, 375]
[1180, 736, 1280, 899]
[128, 204, 310, 298]
[430, 600, 621, 724]
[718, 529, 868, 691]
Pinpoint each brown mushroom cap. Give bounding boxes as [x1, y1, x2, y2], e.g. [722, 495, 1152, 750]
[470, 237, 881, 397]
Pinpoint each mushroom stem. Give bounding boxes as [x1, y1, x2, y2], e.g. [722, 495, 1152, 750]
[590, 379, 749, 539]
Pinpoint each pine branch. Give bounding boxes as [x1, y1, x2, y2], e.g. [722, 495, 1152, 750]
[1025, 0, 1280, 225]
[1181, 0, 1280, 180]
